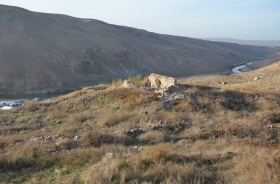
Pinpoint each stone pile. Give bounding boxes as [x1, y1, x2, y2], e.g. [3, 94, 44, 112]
[30, 133, 66, 143]
[78, 95, 103, 105]
[113, 120, 192, 137]
[140, 73, 187, 110]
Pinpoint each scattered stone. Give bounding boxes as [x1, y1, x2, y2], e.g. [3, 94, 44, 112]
[266, 124, 276, 128]
[78, 95, 103, 105]
[113, 120, 192, 137]
[254, 77, 259, 81]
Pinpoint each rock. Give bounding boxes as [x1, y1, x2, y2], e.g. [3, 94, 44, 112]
[143, 73, 177, 89]
[104, 153, 114, 160]
[122, 79, 136, 88]
[254, 77, 259, 81]
[74, 136, 80, 140]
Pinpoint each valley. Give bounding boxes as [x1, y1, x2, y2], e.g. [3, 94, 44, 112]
[0, 4, 280, 184]
[1, 5, 280, 95]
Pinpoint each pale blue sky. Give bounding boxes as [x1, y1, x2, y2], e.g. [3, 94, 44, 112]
[0, 0, 279, 40]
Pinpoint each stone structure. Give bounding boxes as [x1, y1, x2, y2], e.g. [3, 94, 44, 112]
[143, 73, 177, 89]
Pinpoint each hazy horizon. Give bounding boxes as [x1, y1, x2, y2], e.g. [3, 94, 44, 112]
[0, 0, 279, 40]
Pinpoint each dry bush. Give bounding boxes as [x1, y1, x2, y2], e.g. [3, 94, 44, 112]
[144, 143, 172, 162]
[0, 124, 37, 136]
[148, 111, 182, 123]
[256, 99, 279, 111]
[210, 100, 225, 112]
[187, 86, 200, 94]
[113, 121, 140, 132]
[67, 111, 92, 124]
[80, 132, 129, 147]
[173, 100, 193, 112]
[25, 101, 38, 112]
[82, 158, 122, 184]
[54, 124, 83, 136]
[47, 111, 63, 122]
[108, 88, 141, 100]
[225, 147, 280, 184]
[138, 131, 165, 144]
[55, 138, 77, 149]
[108, 88, 155, 103]
[262, 112, 280, 124]
[72, 103, 87, 111]
[102, 111, 135, 126]
[0, 141, 57, 172]
[60, 144, 129, 167]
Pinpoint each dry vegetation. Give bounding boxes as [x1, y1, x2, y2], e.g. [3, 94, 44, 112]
[1, 65, 280, 183]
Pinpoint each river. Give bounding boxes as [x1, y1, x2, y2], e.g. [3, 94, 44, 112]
[231, 62, 253, 74]
[0, 93, 67, 101]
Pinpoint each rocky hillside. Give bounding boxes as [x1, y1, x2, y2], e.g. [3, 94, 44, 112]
[1, 61, 280, 183]
[1, 5, 280, 94]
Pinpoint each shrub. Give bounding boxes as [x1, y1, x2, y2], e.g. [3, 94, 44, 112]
[138, 131, 165, 144]
[128, 74, 147, 87]
[26, 101, 38, 112]
[80, 132, 129, 147]
[112, 78, 123, 86]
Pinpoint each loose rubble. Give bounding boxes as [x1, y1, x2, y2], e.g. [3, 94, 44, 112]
[113, 120, 192, 137]
[78, 95, 104, 105]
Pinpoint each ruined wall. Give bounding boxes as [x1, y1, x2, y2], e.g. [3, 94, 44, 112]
[143, 73, 177, 88]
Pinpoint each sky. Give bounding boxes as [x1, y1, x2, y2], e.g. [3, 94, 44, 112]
[0, 0, 279, 40]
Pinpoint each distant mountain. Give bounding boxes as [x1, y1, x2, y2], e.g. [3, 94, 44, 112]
[202, 38, 280, 46]
[1, 5, 280, 94]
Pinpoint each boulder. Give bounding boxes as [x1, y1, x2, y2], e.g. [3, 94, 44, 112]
[143, 73, 177, 89]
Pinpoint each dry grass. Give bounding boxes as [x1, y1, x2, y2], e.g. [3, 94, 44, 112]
[128, 74, 147, 87]
[1, 66, 280, 183]
[112, 78, 123, 86]
[138, 131, 166, 144]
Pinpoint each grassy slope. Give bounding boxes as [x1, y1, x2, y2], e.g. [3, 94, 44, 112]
[0, 62, 280, 183]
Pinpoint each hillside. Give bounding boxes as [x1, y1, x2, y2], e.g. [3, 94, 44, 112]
[0, 61, 280, 183]
[202, 38, 280, 46]
[1, 5, 280, 95]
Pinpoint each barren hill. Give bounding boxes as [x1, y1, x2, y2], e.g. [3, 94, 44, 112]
[1, 5, 280, 94]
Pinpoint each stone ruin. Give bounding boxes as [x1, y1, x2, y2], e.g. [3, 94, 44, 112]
[142, 73, 177, 89]
[122, 73, 177, 90]
[121, 73, 185, 110]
